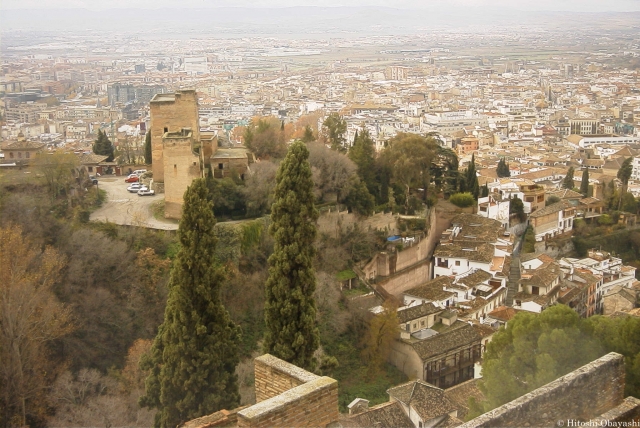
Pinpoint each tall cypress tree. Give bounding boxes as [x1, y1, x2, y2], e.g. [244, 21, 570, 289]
[139, 178, 241, 428]
[301, 125, 315, 143]
[466, 153, 480, 200]
[93, 129, 115, 162]
[144, 131, 152, 165]
[497, 158, 511, 178]
[349, 129, 377, 197]
[562, 167, 575, 189]
[264, 140, 320, 370]
[580, 168, 589, 196]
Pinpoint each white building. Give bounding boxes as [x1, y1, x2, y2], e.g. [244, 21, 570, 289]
[477, 194, 510, 228]
[559, 250, 636, 313]
[423, 111, 488, 136]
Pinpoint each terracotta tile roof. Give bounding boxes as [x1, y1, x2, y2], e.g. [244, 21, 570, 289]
[529, 201, 570, 218]
[434, 243, 496, 264]
[387, 380, 458, 422]
[1, 140, 45, 150]
[546, 188, 584, 200]
[342, 401, 413, 428]
[487, 306, 518, 322]
[411, 323, 482, 361]
[472, 323, 497, 338]
[456, 269, 492, 288]
[520, 261, 562, 288]
[444, 379, 486, 419]
[78, 153, 109, 164]
[605, 286, 636, 304]
[397, 303, 443, 324]
[405, 278, 457, 302]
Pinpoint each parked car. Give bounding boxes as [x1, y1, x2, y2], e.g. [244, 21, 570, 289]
[138, 188, 155, 196]
[133, 169, 147, 175]
[88, 175, 98, 185]
[127, 183, 143, 192]
[125, 175, 139, 183]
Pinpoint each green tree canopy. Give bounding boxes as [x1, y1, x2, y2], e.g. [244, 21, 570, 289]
[464, 154, 480, 200]
[93, 129, 115, 162]
[546, 195, 561, 206]
[302, 125, 315, 143]
[244, 118, 287, 159]
[144, 131, 152, 165]
[580, 168, 589, 196]
[140, 178, 241, 428]
[348, 129, 377, 197]
[471, 306, 640, 419]
[474, 305, 603, 416]
[382, 133, 439, 210]
[562, 167, 575, 189]
[322, 113, 347, 152]
[263, 141, 320, 370]
[497, 158, 511, 178]
[510, 195, 526, 222]
[433, 146, 460, 197]
[449, 192, 475, 208]
[617, 157, 633, 210]
[522, 225, 536, 252]
[344, 178, 375, 216]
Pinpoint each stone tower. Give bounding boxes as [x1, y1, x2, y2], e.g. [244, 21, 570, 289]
[149, 90, 200, 184]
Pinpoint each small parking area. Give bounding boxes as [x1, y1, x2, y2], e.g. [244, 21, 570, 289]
[90, 176, 178, 230]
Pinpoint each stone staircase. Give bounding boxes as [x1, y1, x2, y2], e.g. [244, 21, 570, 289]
[505, 256, 521, 307]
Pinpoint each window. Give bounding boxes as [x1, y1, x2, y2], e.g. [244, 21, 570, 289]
[9, 152, 14, 159]
[218, 163, 224, 170]
[412, 323, 417, 330]
[455, 260, 461, 266]
[164, 127, 168, 133]
[532, 286, 539, 295]
[18, 152, 22, 158]
[88, 166, 93, 172]
[25, 152, 30, 159]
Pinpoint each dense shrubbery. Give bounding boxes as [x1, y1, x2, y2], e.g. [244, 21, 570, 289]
[449, 192, 475, 208]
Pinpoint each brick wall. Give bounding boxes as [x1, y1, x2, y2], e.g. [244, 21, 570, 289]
[378, 259, 430, 297]
[237, 377, 338, 428]
[162, 133, 201, 219]
[253, 355, 319, 402]
[150, 90, 200, 183]
[316, 209, 397, 239]
[237, 354, 339, 428]
[459, 353, 626, 427]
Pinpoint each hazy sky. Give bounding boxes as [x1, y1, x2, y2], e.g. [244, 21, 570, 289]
[2, 0, 640, 11]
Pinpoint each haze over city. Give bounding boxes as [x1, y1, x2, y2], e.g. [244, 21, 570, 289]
[1, 1, 640, 427]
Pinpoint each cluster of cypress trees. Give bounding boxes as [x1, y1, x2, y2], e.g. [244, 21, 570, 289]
[140, 141, 320, 426]
[496, 158, 511, 178]
[460, 153, 480, 200]
[93, 129, 115, 162]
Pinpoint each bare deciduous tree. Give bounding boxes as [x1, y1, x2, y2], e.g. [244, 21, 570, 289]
[0, 226, 73, 427]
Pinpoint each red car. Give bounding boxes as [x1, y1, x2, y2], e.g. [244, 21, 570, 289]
[124, 175, 139, 183]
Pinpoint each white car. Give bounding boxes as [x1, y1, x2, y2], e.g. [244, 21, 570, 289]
[133, 169, 147, 175]
[138, 188, 155, 196]
[127, 183, 142, 193]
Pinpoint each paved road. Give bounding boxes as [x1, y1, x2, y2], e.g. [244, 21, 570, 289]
[90, 177, 179, 230]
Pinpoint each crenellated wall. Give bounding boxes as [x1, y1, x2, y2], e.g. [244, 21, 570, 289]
[237, 354, 339, 428]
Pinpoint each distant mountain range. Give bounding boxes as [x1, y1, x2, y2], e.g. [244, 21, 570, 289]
[2, 7, 639, 36]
